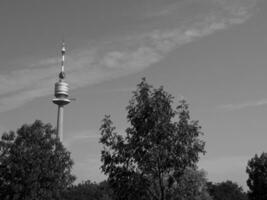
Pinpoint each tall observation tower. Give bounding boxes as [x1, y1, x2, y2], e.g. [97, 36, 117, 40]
[53, 43, 71, 142]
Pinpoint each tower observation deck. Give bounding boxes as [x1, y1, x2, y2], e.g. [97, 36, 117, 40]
[53, 43, 71, 142]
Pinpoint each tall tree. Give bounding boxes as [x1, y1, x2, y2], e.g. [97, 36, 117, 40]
[246, 153, 267, 200]
[0, 120, 75, 200]
[99, 78, 205, 200]
[207, 180, 247, 200]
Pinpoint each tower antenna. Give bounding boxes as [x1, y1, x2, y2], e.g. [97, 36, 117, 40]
[59, 42, 66, 80]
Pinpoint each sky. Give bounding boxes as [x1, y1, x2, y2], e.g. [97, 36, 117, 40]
[0, 0, 267, 190]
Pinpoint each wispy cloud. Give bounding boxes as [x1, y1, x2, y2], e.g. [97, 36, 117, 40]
[64, 127, 127, 147]
[218, 98, 267, 111]
[64, 130, 99, 147]
[0, 0, 260, 112]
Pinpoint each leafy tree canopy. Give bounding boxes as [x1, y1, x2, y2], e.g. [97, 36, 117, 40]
[170, 168, 212, 200]
[62, 180, 113, 200]
[99, 78, 206, 200]
[208, 180, 247, 200]
[247, 152, 267, 200]
[0, 120, 75, 200]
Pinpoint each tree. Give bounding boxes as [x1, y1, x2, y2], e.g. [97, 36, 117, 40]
[0, 120, 75, 200]
[169, 168, 212, 200]
[207, 180, 247, 200]
[246, 152, 267, 200]
[62, 180, 113, 200]
[99, 78, 205, 200]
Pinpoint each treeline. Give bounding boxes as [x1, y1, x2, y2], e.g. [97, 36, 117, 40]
[62, 178, 248, 200]
[62, 180, 113, 200]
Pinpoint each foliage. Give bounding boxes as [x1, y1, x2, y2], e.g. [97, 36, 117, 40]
[0, 120, 75, 200]
[207, 180, 247, 200]
[99, 78, 205, 200]
[63, 170, 211, 200]
[168, 168, 212, 200]
[62, 180, 113, 200]
[246, 152, 267, 200]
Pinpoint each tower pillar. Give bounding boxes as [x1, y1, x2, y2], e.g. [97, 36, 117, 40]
[57, 105, 64, 141]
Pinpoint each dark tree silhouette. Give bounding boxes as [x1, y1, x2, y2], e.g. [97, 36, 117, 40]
[247, 153, 267, 200]
[0, 120, 75, 200]
[99, 78, 205, 200]
[62, 180, 113, 200]
[208, 180, 247, 200]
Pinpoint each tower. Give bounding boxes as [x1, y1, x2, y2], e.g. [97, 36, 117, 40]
[53, 43, 71, 142]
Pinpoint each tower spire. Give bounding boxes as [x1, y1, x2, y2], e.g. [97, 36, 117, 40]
[53, 42, 71, 142]
[59, 42, 66, 80]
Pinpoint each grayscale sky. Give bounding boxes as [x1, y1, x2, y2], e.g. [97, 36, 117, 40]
[0, 0, 267, 189]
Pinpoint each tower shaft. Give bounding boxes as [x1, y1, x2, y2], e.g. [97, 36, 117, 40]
[57, 105, 64, 142]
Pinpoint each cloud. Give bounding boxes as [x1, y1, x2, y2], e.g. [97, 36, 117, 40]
[218, 98, 267, 111]
[0, 0, 260, 112]
[64, 127, 127, 148]
[144, 0, 258, 21]
[64, 129, 99, 147]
